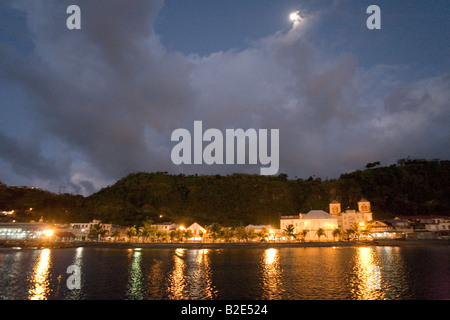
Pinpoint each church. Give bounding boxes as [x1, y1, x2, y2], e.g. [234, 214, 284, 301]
[280, 198, 373, 240]
[330, 198, 373, 232]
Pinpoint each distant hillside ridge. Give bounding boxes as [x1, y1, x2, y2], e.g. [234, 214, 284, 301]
[1, 159, 449, 227]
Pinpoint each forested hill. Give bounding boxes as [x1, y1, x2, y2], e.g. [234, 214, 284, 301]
[1, 159, 449, 227]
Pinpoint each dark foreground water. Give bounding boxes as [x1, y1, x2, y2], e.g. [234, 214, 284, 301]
[0, 246, 448, 300]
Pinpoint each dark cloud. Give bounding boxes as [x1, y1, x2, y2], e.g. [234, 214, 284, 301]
[0, 0, 449, 194]
[0, 132, 66, 180]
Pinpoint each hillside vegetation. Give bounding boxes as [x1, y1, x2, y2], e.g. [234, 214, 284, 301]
[1, 159, 449, 227]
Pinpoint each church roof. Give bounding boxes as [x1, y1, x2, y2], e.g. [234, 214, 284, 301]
[359, 198, 369, 202]
[281, 215, 300, 220]
[330, 200, 340, 204]
[302, 210, 337, 220]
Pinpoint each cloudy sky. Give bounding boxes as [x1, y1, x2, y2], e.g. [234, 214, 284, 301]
[0, 0, 449, 195]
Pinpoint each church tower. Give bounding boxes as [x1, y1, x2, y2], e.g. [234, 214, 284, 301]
[358, 198, 371, 213]
[329, 200, 341, 217]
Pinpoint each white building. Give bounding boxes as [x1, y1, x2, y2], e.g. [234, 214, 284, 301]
[69, 220, 112, 240]
[397, 215, 450, 232]
[244, 224, 272, 232]
[0, 222, 52, 240]
[298, 210, 338, 241]
[186, 222, 207, 241]
[152, 222, 178, 232]
[280, 216, 301, 234]
[281, 210, 338, 241]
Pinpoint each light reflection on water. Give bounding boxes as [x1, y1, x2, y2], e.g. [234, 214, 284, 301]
[127, 249, 145, 300]
[167, 248, 217, 299]
[261, 248, 284, 299]
[28, 248, 52, 300]
[0, 246, 447, 300]
[167, 248, 187, 299]
[351, 247, 384, 300]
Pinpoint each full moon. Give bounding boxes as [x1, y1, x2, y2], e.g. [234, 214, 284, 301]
[289, 11, 301, 23]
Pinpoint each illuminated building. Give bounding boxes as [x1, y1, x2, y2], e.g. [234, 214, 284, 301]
[152, 222, 178, 232]
[69, 220, 112, 240]
[330, 198, 373, 232]
[244, 224, 273, 232]
[281, 210, 338, 241]
[0, 223, 53, 240]
[186, 222, 207, 241]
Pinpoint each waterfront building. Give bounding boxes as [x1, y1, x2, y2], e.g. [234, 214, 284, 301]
[244, 224, 273, 232]
[279, 216, 301, 234]
[152, 222, 178, 232]
[187, 222, 207, 241]
[69, 220, 112, 240]
[0, 222, 53, 240]
[369, 220, 399, 239]
[394, 216, 450, 239]
[396, 215, 450, 231]
[298, 210, 338, 241]
[330, 198, 373, 232]
[281, 210, 338, 241]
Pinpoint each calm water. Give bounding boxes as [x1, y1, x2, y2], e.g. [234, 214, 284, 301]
[0, 246, 448, 300]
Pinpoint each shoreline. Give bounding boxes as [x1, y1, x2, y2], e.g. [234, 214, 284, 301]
[1, 239, 449, 250]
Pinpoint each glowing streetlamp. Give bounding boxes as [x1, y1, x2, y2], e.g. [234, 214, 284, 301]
[43, 229, 54, 237]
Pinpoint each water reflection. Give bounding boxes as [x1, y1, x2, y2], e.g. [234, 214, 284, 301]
[147, 258, 165, 300]
[167, 248, 187, 299]
[74, 247, 83, 265]
[189, 249, 216, 299]
[28, 249, 52, 300]
[167, 249, 217, 299]
[351, 247, 384, 300]
[261, 248, 284, 299]
[127, 249, 145, 300]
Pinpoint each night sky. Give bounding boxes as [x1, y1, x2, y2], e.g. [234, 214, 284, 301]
[0, 0, 449, 195]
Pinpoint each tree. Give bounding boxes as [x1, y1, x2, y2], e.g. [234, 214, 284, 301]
[209, 223, 222, 243]
[89, 223, 108, 241]
[160, 230, 169, 242]
[174, 229, 184, 242]
[111, 229, 121, 242]
[332, 228, 341, 242]
[169, 230, 176, 242]
[365, 161, 381, 169]
[315, 228, 326, 241]
[284, 224, 295, 241]
[350, 222, 360, 240]
[233, 227, 246, 242]
[126, 226, 137, 242]
[246, 229, 257, 242]
[140, 226, 151, 243]
[257, 229, 267, 242]
[155, 229, 165, 242]
[184, 230, 193, 241]
[142, 218, 156, 241]
[359, 222, 371, 240]
[219, 228, 233, 242]
[345, 228, 355, 241]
